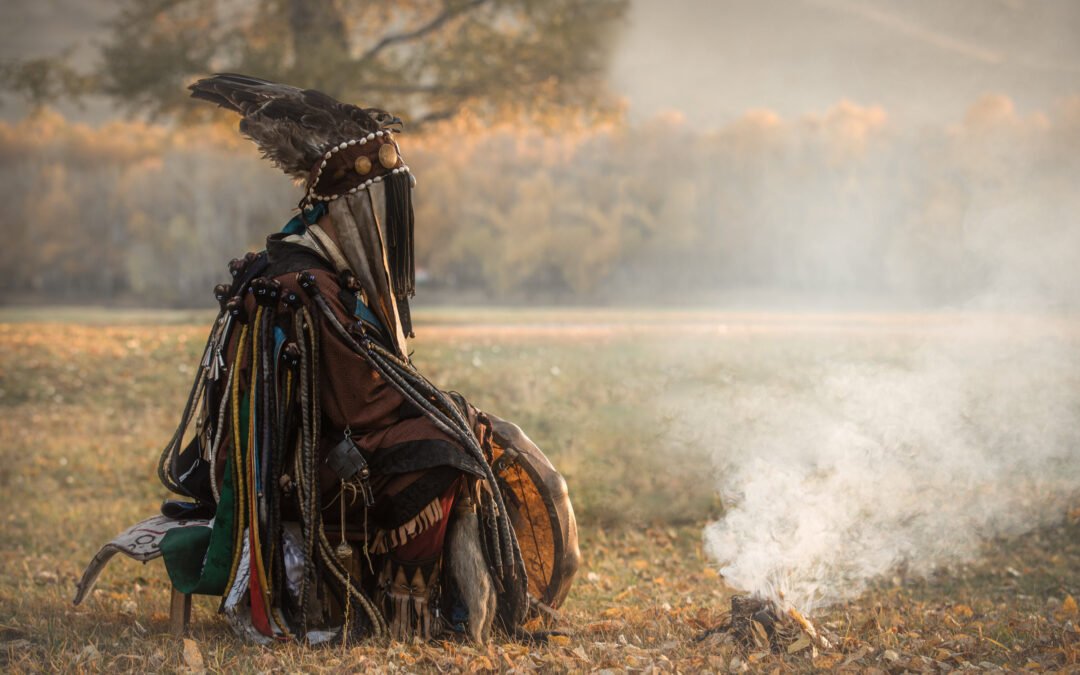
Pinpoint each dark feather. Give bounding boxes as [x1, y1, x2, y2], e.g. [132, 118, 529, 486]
[189, 73, 400, 180]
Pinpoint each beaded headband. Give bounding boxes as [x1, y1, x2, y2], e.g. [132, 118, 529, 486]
[303, 130, 412, 204]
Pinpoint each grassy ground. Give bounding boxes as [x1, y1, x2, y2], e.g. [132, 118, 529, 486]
[0, 308, 1077, 672]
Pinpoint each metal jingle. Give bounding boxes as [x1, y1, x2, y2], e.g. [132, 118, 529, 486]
[378, 143, 398, 169]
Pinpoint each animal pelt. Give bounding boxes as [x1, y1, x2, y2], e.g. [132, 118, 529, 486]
[447, 508, 497, 644]
[189, 73, 401, 180]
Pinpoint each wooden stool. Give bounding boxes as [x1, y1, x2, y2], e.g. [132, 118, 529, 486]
[170, 587, 192, 636]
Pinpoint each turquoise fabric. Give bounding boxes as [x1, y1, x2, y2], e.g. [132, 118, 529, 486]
[281, 203, 328, 235]
[353, 295, 385, 333]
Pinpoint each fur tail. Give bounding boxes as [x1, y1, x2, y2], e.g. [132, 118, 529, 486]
[447, 508, 497, 644]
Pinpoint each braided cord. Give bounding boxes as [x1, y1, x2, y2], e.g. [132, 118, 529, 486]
[156, 314, 221, 496]
[309, 294, 528, 620]
[223, 324, 250, 596]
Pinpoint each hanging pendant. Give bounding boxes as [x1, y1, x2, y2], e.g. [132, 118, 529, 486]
[335, 539, 354, 566]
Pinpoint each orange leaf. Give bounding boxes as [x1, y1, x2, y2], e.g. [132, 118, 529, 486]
[1059, 595, 1079, 618]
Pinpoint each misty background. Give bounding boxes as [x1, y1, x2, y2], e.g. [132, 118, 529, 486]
[2, 0, 1078, 308]
[2, 0, 1079, 613]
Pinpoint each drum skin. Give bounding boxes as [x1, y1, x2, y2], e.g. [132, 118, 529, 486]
[486, 414, 581, 610]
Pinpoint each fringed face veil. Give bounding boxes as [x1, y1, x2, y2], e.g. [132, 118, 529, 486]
[305, 131, 416, 357]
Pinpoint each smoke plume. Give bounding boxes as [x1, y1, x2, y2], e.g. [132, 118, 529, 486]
[691, 94, 1080, 612]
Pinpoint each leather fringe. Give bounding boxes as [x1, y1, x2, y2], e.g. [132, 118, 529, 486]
[370, 497, 444, 554]
[377, 556, 441, 641]
[384, 171, 414, 337]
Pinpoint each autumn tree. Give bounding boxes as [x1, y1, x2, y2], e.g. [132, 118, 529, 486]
[2, 0, 627, 124]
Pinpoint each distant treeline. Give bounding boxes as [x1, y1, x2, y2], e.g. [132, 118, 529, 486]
[3, 97, 1079, 307]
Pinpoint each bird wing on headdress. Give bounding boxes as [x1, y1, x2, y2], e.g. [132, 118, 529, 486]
[189, 73, 401, 180]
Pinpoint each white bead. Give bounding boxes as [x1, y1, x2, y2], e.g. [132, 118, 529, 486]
[375, 130, 383, 137]
[324, 151, 332, 159]
[366, 132, 375, 140]
[347, 139, 356, 146]
[373, 176, 382, 183]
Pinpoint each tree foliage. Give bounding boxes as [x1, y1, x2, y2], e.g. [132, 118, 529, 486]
[4, 99, 1078, 307]
[2, 0, 628, 124]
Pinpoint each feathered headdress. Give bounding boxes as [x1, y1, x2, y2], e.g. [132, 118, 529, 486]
[189, 73, 401, 180]
[189, 73, 416, 344]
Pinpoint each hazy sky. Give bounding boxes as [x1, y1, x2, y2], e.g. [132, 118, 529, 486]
[613, 0, 1080, 126]
[2, 0, 1078, 126]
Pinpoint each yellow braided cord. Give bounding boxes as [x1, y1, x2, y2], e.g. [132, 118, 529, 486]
[222, 323, 250, 595]
[247, 307, 278, 630]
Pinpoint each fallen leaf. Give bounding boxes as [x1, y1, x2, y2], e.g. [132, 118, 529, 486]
[749, 620, 769, 649]
[613, 588, 636, 602]
[841, 645, 870, 667]
[786, 635, 812, 654]
[182, 638, 205, 673]
[813, 653, 843, 669]
[1059, 595, 1078, 618]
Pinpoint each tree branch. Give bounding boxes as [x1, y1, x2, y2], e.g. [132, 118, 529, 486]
[357, 0, 492, 64]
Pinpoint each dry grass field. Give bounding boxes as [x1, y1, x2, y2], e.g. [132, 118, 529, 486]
[0, 308, 1078, 673]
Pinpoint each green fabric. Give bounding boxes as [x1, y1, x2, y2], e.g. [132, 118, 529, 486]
[161, 396, 246, 596]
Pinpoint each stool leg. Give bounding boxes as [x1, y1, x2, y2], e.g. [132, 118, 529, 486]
[170, 587, 192, 636]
